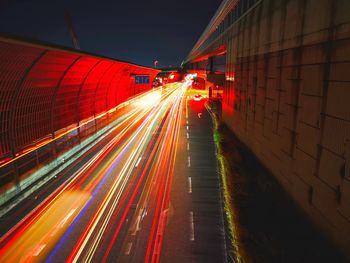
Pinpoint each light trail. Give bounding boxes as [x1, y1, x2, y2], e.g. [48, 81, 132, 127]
[0, 81, 192, 263]
[67, 86, 182, 262]
[102, 84, 188, 262]
[144, 83, 187, 263]
[0, 106, 143, 247]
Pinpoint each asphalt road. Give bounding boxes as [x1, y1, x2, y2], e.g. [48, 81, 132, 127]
[160, 94, 226, 263]
[0, 82, 226, 262]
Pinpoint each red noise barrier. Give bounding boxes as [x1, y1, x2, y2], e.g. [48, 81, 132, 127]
[0, 36, 159, 161]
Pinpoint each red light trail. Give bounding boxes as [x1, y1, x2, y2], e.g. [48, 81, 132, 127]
[0, 81, 190, 262]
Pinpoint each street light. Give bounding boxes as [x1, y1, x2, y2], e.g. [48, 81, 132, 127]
[154, 60, 158, 68]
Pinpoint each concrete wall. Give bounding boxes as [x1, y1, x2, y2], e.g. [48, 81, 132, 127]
[221, 0, 350, 257]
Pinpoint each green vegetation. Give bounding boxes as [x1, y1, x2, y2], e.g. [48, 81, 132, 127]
[206, 100, 347, 263]
[206, 102, 246, 263]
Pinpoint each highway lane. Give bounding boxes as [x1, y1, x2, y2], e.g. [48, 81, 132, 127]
[160, 91, 227, 262]
[0, 81, 227, 263]
[0, 89, 168, 235]
[0, 81, 188, 262]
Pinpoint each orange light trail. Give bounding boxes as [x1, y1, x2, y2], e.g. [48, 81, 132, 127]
[0, 81, 191, 262]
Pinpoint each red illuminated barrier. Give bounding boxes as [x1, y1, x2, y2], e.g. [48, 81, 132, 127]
[0, 35, 159, 162]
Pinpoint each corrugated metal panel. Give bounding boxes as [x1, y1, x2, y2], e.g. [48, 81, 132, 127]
[0, 37, 159, 161]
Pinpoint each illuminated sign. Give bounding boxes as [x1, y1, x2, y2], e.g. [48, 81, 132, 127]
[135, 75, 150, 84]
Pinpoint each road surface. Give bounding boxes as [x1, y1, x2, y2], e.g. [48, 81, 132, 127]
[0, 81, 226, 262]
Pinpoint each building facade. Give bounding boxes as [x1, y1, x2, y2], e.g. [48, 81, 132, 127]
[184, 0, 350, 257]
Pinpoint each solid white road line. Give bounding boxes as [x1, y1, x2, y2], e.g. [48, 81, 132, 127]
[135, 157, 142, 167]
[125, 242, 133, 255]
[189, 211, 195, 241]
[188, 177, 192, 193]
[32, 244, 46, 257]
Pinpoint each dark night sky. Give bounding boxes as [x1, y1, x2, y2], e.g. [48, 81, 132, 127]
[0, 0, 222, 67]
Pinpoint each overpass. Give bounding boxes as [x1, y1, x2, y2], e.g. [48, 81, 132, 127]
[183, 0, 350, 258]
